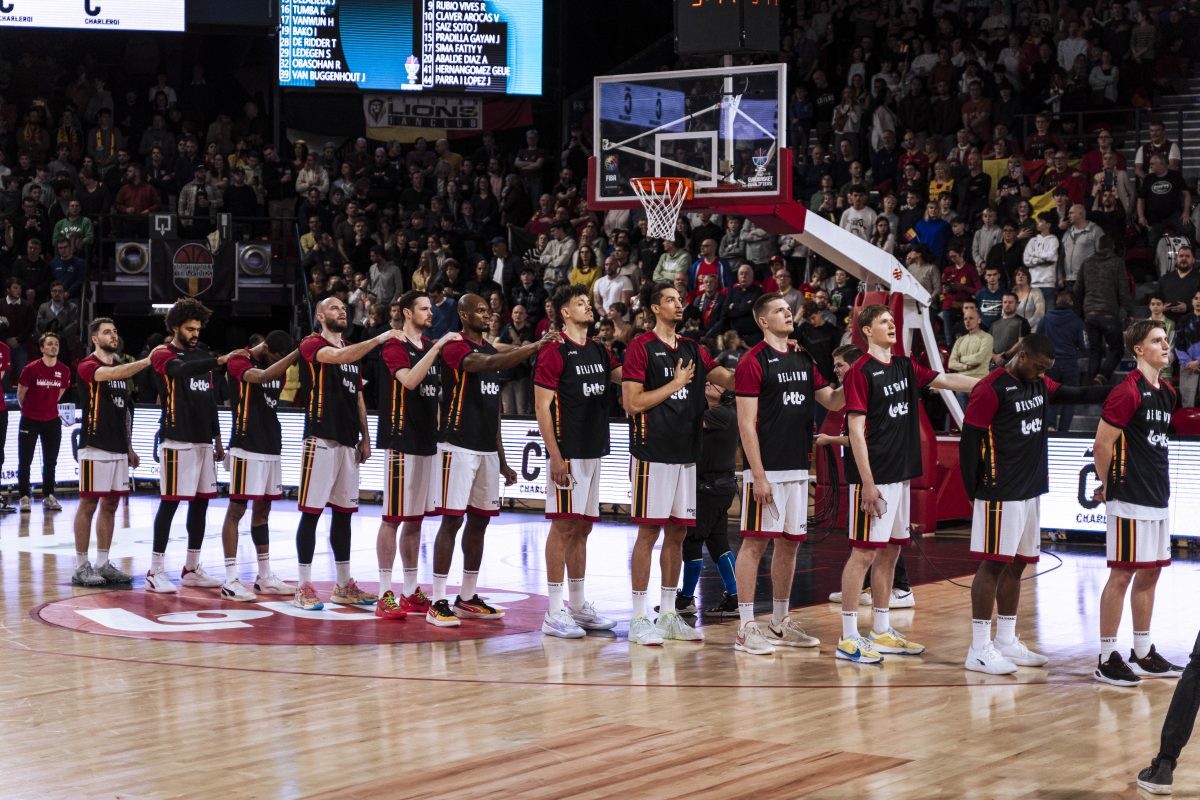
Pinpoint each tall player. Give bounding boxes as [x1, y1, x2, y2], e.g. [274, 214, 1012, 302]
[293, 297, 402, 611]
[218, 331, 299, 602]
[146, 299, 230, 593]
[534, 284, 621, 638]
[836, 304, 979, 663]
[622, 283, 735, 646]
[72, 318, 152, 587]
[732, 293, 844, 655]
[374, 292, 460, 621]
[959, 334, 1112, 674]
[1093, 319, 1183, 686]
[427, 293, 558, 627]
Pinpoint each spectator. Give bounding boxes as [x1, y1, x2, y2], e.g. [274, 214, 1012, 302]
[85, 109, 123, 171]
[367, 246, 403, 304]
[972, 207, 1002, 270]
[48, 239, 85, 300]
[1134, 122, 1182, 180]
[948, 305, 994, 409]
[1137, 154, 1193, 252]
[976, 266, 1005, 328]
[653, 235, 691, 285]
[496, 304, 535, 415]
[688, 238, 734, 292]
[113, 163, 160, 227]
[940, 244, 982, 346]
[1040, 292, 1087, 431]
[714, 330, 746, 371]
[538, 221, 577, 293]
[1175, 290, 1200, 408]
[1074, 234, 1133, 384]
[50, 199, 94, 251]
[1023, 213, 1060, 309]
[10, 238, 51, 302]
[839, 184, 877, 241]
[427, 282, 460, 338]
[513, 129, 546, 201]
[1011, 266, 1046, 333]
[738, 218, 777, 276]
[510, 265, 549, 325]
[773, 267, 804, 319]
[1160, 244, 1199, 326]
[568, 245, 601, 295]
[488, 236, 521, 296]
[914, 199, 951, 260]
[796, 300, 837, 382]
[1091, 151, 1135, 219]
[1090, 183, 1129, 247]
[989, 291, 1032, 367]
[35, 279, 80, 344]
[688, 273, 728, 339]
[869, 217, 896, 255]
[0, 277, 35, 383]
[592, 255, 634, 317]
[1149, 293, 1176, 380]
[716, 263, 764, 345]
[719, 216, 746, 266]
[1061, 204, 1101, 296]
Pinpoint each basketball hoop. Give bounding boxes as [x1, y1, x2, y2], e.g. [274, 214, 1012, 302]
[630, 177, 694, 240]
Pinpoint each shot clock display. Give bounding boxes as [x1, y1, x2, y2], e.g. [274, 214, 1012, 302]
[673, 0, 780, 55]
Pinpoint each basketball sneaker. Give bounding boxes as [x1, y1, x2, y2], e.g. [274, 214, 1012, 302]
[43, 495, 61, 511]
[1136, 757, 1175, 795]
[144, 570, 178, 593]
[704, 591, 739, 617]
[400, 588, 432, 615]
[869, 627, 926, 655]
[254, 574, 294, 595]
[654, 610, 704, 642]
[1129, 646, 1185, 678]
[220, 578, 257, 602]
[997, 637, 1049, 667]
[836, 635, 883, 663]
[426, 598, 461, 627]
[292, 582, 324, 611]
[734, 622, 776, 655]
[890, 587, 916, 608]
[569, 601, 616, 631]
[827, 590, 873, 605]
[628, 614, 664, 646]
[331, 579, 378, 607]
[97, 562, 133, 585]
[453, 594, 505, 619]
[1094, 651, 1141, 687]
[180, 565, 222, 588]
[374, 590, 408, 620]
[542, 608, 586, 639]
[765, 617, 820, 648]
[19, 496, 31, 512]
[71, 562, 106, 587]
[964, 641, 1018, 675]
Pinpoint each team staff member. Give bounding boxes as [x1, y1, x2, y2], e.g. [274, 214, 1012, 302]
[72, 318, 152, 587]
[374, 292, 460, 620]
[147, 299, 230, 593]
[1093, 319, 1184, 686]
[837, 304, 979, 664]
[534, 285, 620, 639]
[293, 297, 402, 611]
[218, 331, 299, 602]
[0, 337, 9, 513]
[16, 332, 71, 512]
[622, 283, 735, 646]
[733, 292, 844, 655]
[1136, 627, 1200, 793]
[427, 293, 558, 627]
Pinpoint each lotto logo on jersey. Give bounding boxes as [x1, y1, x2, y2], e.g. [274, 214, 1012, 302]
[782, 391, 807, 406]
[481, 381, 501, 395]
[583, 382, 606, 397]
[669, 386, 689, 401]
[1148, 431, 1170, 449]
[887, 401, 909, 418]
[342, 377, 358, 393]
[264, 396, 278, 408]
[1021, 418, 1042, 435]
[111, 396, 126, 409]
[189, 377, 210, 392]
[419, 384, 438, 398]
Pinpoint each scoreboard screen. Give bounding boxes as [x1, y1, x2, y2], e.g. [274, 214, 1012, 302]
[278, 0, 543, 96]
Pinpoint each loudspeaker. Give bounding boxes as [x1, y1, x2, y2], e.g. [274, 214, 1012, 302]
[115, 241, 150, 275]
[236, 242, 272, 277]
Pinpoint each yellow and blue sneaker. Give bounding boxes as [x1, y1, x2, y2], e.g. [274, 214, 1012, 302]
[869, 627, 926, 655]
[836, 635, 883, 663]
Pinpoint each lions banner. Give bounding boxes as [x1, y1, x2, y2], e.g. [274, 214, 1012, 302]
[150, 239, 237, 303]
[363, 94, 482, 141]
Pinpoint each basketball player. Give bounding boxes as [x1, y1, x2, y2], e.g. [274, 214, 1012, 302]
[732, 292, 844, 655]
[1093, 319, 1183, 686]
[427, 293, 558, 627]
[959, 334, 1112, 674]
[374, 292, 460, 620]
[146, 299, 230, 593]
[534, 284, 621, 638]
[293, 297, 402, 611]
[72, 318, 152, 587]
[622, 283, 735, 646]
[217, 331, 299, 602]
[836, 304, 979, 663]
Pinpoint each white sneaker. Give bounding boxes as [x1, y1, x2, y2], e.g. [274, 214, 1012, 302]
[826, 590, 872, 605]
[890, 588, 915, 608]
[42, 495, 61, 511]
[997, 636, 1049, 667]
[628, 614, 665, 646]
[542, 608, 586, 639]
[145, 570, 178, 593]
[655, 610, 704, 642]
[734, 621, 776, 655]
[254, 574, 294, 595]
[220, 578, 257, 602]
[180, 565, 222, 588]
[569, 601, 616, 631]
[765, 617, 820, 648]
[965, 641, 1019, 675]
[19, 496, 30, 512]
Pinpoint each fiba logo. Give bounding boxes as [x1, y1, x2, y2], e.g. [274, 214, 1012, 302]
[604, 155, 619, 186]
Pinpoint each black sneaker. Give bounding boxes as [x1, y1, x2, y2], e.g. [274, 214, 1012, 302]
[1129, 646, 1185, 678]
[676, 594, 697, 614]
[1136, 757, 1175, 795]
[1094, 651, 1141, 687]
[704, 591, 738, 617]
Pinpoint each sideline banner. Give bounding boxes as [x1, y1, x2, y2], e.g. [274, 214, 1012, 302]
[363, 94, 482, 141]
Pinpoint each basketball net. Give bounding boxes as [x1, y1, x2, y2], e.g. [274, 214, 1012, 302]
[630, 177, 694, 240]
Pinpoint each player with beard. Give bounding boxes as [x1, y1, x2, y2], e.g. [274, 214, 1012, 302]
[622, 283, 735, 646]
[146, 299, 231, 593]
[71, 318, 153, 587]
[426, 293, 558, 627]
[293, 297, 403, 610]
[534, 284, 622, 638]
[373, 292, 461, 620]
[217, 331, 300, 602]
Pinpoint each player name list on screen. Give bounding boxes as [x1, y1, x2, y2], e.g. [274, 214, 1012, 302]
[420, 0, 509, 90]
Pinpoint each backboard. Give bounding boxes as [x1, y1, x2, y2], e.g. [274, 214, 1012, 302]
[588, 63, 787, 210]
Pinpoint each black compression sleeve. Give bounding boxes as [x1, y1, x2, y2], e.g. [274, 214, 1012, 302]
[958, 424, 985, 503]
[1050, 383, 1113, 405]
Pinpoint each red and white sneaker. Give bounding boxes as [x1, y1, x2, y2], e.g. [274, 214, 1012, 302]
[400, 587, 432, 615]
[180, 565, 222, 588]
[144, 570, 178, 593]
[374, 590, 408, 620]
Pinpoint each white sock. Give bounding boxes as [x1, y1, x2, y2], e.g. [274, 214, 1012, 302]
[76, 551, 88, 568]
[298, 564, 313, 584]
[460, 570, 478, 599]
[96, 549, 110, 568]
[1134, 631, 1152, 659]
[334, 561, 350, 587]
[184, 549, 201, 570]
[1100, 636, 1118, 660]
[402, 567, 419, 595]
[151, 553, 165, 574]
[567, 577, 586, 610]
[256, 553, 270, 579]
[547, 582, 564, 612]
[224, 558, 237, 583]
[631, 590, 647, 617]
[379, 569, 393, 595]
[738, 602, 755, 628]
[661, 587, 677, 613]
[996, 614, 1017, 645]
[433, 573, 448, 603]
[842, 610, 858, 639]
[872, 607, 890, 635]
[771, 598, 789, 627]
[971, 618, 992, 649]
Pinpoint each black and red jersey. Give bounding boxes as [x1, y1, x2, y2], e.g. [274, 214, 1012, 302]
[298, 333, 363, 448]
[963, 367, 1061, 501]
[1102, 370, 1174, 509]
[734, 342, 826, 473]
[377, 336, 440, 455]
[77, 354, 131, 454]
[440, 338, 502, 452]
[151, 344, 219, 443]
[622, 331, 716, 464]
[226, 352, 283, 456]
[534, 334, 613, 460]
[841, 354, 938, 485]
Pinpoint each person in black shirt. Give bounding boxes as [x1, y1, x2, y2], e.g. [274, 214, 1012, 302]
[1137, 154, 1193, 251]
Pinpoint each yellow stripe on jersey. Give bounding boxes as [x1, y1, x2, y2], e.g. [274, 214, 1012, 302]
[299, 438, 316, 508]
[441, 450, 454, 506]
[986, 500, 1002, 554]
